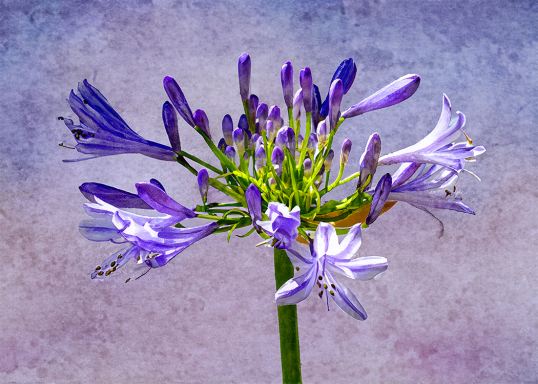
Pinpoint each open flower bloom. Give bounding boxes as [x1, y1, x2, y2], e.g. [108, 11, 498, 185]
[79, 181, 218, 279]
[257, 203, 301, 249]
[276, 223, 388, 320]
[62, 80, 177, 162]
[378, 94, 485, 171]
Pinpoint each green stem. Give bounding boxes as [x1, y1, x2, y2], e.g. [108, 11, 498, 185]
[177, 151, 223, 175]
[274, 247, 302, 384]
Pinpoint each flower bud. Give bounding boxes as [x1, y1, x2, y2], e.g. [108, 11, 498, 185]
[324, 149, 335, 172]
[297, 134, 304, 149]
[163, 76, 196, 127]
[162, 101, 181, 152]
[238, 114, 249, 131]
[256, 103, 269, 134]
[255, 136, 263, 153]
[320, 58, 357, 118]
[268, 105, 282, 130]
[250, 133, 260, 150]
[342, 74, 421, 118]
[307, 133, 318, 150]
[317, 120, 328, 147]
[281, 61, 294, 108]
[328, 79, 344, 131]
[266, 120, 276, 141]
[366, 173, 392, 225]
[194, 109, 211, 140]
[292, 89, 303, 121]
[217, 138, 227, 153]
[358, 133, 381, 190]
[245, 183, 262, 230]
[197, 168, 209, 202]
[233, 128, 245, 152]
[272, 146, 285, 176]
[340, 138, 352, 165]
[275, 127, 288, 150]
[303, 158, 312, 172]
[312, 84, 322, 129]
[300, 67, 313, 113]
[222, 114, 233, 146]
[285, 126, 296, 155]
[248, 94, 258, 128]
[255, 144, 266, 160]
[225, 145, 236, 160]
[238, 52, 251, 101]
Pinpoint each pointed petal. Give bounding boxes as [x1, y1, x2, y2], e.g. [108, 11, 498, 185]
[79, 217, 123, 242]
[314, 222, 339, 256]
[246, 184, 262, 230]
[135, 182, 196, 218]
[275, 263, 318, 305]
[358, 132, 381, 190]
[325, 270, 367, 320]
[79, 182, 152, 209]
[286, 241, 315, 269]
[327, 224, 362, 259]
[388, 191, 475, 214]
[91, 245, 139, 280]
[328, 256, 388, 280]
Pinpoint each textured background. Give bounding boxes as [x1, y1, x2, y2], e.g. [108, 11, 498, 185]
[1, 0, 537, 383]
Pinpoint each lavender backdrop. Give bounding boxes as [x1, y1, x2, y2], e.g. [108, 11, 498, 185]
[1, 1, 536, 383]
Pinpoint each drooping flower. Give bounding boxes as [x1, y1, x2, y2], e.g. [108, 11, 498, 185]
[62, 80, 177, 162]
[378, 94, 485, 171]
[80, 181, 218, 279]
[275, 223, 388, 320]
[342, 74, 421, 119]
[257, 203, 301, 249]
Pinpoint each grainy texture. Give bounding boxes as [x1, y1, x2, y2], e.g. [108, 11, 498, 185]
[0, 0, 536, 383]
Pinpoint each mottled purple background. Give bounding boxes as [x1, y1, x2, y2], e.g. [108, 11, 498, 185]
[1, 1, 536, 383]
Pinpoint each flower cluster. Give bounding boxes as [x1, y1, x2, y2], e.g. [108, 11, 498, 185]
[60, 53, 484, 320]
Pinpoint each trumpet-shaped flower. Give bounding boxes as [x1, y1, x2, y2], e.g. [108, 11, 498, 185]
[80, 181, 218, 279]
[378, 94, 485, 171]
[275, 223, 388, 320]
[62, 80, 177, 162]
[257, 203, 301, 249]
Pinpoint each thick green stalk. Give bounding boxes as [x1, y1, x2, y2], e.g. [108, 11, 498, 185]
[274, 247, 302, 384]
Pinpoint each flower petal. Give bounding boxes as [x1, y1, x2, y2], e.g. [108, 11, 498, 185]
[245, 184, 262, 231]
[275, 263, 318, 305]
[79, 217, 124, 242]
[325, 270, 367, 320]
[366, 173, 392, 225]
[162, 101, 181, 152]
[286, 241, 315, 269]
[163, 76, 196, 127]
[79, 182, 153, 209]
[135, 182, 196, 218]
[314, 223, 339, 256]
[327, 256, 388, 281]
[327, 224, 362, 259]
[90, 245, 139, 280]
[388, 191, 475, 214]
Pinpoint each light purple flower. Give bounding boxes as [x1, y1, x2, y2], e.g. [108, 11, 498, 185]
[256, 103, 269, 134]
[317, 120, 328, 146]
[268, 105, 282, 130]
[257, 203, 301, 249]
[342, 74, 421, 119]
[62, 80, 177, 162]
[238, 52, 251, 101]
[281, 61, 294, 109]
[272, 146, 285, 176]
[357, 133, 381, 190]
[197, 169, 209, 202]
[233, 128, 245, 152]
[275, 223, 388, 320]
[255, 145, 266, 160]
[80, 182, 218, 279]
[225, 145, 236, 160]
[378, 94, 485, 171]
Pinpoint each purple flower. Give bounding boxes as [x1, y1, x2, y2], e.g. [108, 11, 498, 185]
[268, 105, 282, 130]
[317, 120, 328, 146]
[162, 101, 181, 152]
[246, 184, 262, 231]
[292, 89, 303, 121]
[163, 76, 196, 127]
[357, 133, 381, 190]
[62, 80, 177, 162]
[233, 128, 245, 152]
[342, 74, 421, 119]
[238, 114, 249, 131]
[225, 145, 236, 160]
[80, 182, 218, 279]
[327, 79, 344, 131]
[300, 68, 313, 113]
[272, 146, 285, 176]
[222, 114, 234, 145]
[378, 94, 485, 171]
[320, 58, 357, 119]
[340, 138, 352, 165]
[255, 145, 266, 161]
[281, 61, 294, 108]
[238, 52, 251, 101]
[197, 169, 209, 202]
[257, 203, 301, 249]
[312, 84, 322, 129]
[194, 109, 211, 140]
[275, 223, 388, 320]
[79, 179, 164, 209]
[324, 149, 335, 172]
[256, 103, 269, 134]
[366, 173, 392, 225]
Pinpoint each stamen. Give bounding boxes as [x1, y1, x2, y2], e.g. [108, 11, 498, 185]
[95, 266, 101, 271]
[110, 261, 116, 267]
[329, 290, 335, 296]
[125, 278, 131, 283]
[453, 185, 456, 192]
[318, 291, 323, 298]
[83, 100, 88, 104]
[97, 271, 104, 276]
[105, 270, 112, 276]
[465, 157, 476, 162]
[317, 282, 321, 288]
[318, 276, 323, 280]
[295, 267, 299, 271]
[58, 143, 75, 149]
[445, 189, 452, 197]
[462, 131, 473, 145]
[331, 283, 335, 289]
[57, 116, 64, 120]
[323, 283, 327, 289]
[117, 254, 123, 259]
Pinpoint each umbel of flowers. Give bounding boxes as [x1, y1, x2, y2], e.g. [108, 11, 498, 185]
[60, 53, 485, 382]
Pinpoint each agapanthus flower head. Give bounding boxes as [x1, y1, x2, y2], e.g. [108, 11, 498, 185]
[300, 67, 313, 113]
[238, 52, 251, 101]
[320, 58, 357, 119]
[281, 61, 294, 109]
[62, 80, 177, 162]
[163, 76, 196, 127]
[257, 203, 301, 249]
[378, 94, 485, 171]
[193, 109, 211, 140]
[275, 223, 388, 320]
[342, 74, 421, 119]
[222, 114, 234, 145]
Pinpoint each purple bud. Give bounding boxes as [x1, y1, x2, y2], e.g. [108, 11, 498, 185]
[358, 133, 381, 190]
[281, 61, 294, 108]
[255, 160, 263, 172]
[197, 168, 209, 201]
[272, 146, 285, 176]
[366, 173, 392, 225]
[303, 158, 312, 172]
[193, 109, 211, 140]
[162, 101, 181, 152]
[324, 149, 335, 171]
[222, 114, 234, 145]
[297, 134, 304, 149]
[256, 103, 269, 134]
[217, 138, 227, 153]
[225, 145, 236, 160]
[255, 136, 263, 153]
[340, 138, 352, 165]
[250, 133, 260, 150]
[268, 178, 276, 186]
[243, 151, 249, 161]
[292, 89, 303, 121]
[255, 145, 266, 160]
[285, 126, 296, 155]
[163, 76, 196, 127]
[307, 133, 318, 150]
[320, 58, 357, 118]
[238, 114, 249, 131]
[249, 94, 258, 128]
[317, 120, 328, 146]
[342, 74, 421, 118]
[328, 79, 344, 131]
[266, 120, 276, 141]
[245, 184, 262, 231]
[312, 84, 322, 129]
[238, 52, 251, 101]
[268, 105, 282, 130]
[233, 128, 245, 152]
[300, 67, 313, 113]
[275, 127, 288, 150]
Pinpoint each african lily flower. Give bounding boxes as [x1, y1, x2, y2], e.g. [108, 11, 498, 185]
[378, 94, 485, 171]
[61, 80, 178, 162]
[79, 180, 218, 279]
[276, 223, 388, 320]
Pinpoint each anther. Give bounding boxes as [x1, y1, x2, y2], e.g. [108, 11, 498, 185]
[97, 271, 104, 276]
[110, 261, 116, 267]
[462, 131, 473, 145]
[95, 266, 101, 270]
[318, 276, 323, 280]
[295, 267, 299, 271]
[445, 189, 452, 197]
[329, 290, 335, 296]
[331, 283, 335, 289]
[83, 100, 88, 104]
[125, 278, 131, 283]
[318, 291, 323, 298]
[453, 185, 456, 192]
[57, 116, 64, 120]
[317, 282, 321, 288]
[323, 283, 327, 289]
[117, 254, 122, 259]
[105, 270, 111, 276]
[58, 143, 75, 149]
